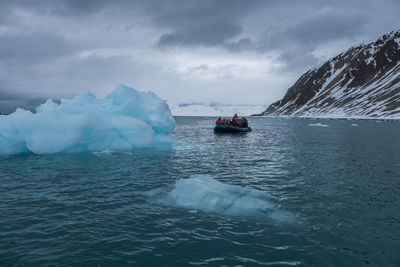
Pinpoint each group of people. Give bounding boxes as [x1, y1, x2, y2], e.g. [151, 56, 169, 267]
[216, 114, 248, 128]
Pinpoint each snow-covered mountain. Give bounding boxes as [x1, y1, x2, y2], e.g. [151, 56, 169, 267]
[170, 103, 266, 116]
[258, 30, 400, 119]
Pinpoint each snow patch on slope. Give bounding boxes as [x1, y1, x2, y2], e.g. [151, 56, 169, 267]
[262, 30, 400, 120]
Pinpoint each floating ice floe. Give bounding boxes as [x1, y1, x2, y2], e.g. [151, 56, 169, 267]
[308, 123, 329, 127]
[351, 123, 358, 127]
[146, 175, 294, 221]
[0, 85, 175, 154]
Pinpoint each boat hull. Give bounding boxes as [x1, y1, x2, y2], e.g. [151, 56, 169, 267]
[214, 125, 252, 133]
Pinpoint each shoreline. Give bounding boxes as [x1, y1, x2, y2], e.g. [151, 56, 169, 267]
[174, 114, 399, 121]
[250, 114, 400, 121]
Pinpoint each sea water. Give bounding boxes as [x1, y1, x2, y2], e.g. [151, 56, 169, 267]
[1, 117, 400, 266]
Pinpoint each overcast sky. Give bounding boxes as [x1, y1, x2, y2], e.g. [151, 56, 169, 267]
[0, 0, 399, 113]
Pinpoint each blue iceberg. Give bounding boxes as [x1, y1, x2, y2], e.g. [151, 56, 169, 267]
[147, 175, 295, 221]
[0, 85, 175, 154]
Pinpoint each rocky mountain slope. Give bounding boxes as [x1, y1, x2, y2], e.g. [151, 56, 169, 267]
[259, 31, 400, 119]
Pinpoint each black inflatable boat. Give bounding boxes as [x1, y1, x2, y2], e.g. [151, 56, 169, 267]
[214, 124, 252, 133]
[214, 116, 252, 133]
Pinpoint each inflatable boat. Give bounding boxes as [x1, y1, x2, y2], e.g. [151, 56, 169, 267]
[214, 124, 252, 133]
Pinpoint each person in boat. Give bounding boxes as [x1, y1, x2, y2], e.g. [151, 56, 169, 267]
[239, 117, 247, 128]
[238, 118, 243, 127]
[232, 113, 238, 121]
[231, 114, 238, 126]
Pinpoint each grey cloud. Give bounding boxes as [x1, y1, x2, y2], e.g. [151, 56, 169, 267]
[142, 0, 263, 26]
[0, 0, 400, 110]
[243, 2, 399, 72]
[0, 90, 47, 113]
[147, 0, 263, 48]
[60, 0, 108, 14]
[149, 0, 399, 72]
[0, 33, 77, 62]
[258, 9, 369, 51]
[158, 22, 242, 48]
[187, 64, 209, 72]
[0, 0, 106, 18]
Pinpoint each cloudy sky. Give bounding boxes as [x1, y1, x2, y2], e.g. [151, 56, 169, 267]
[0, 0, 399, 113]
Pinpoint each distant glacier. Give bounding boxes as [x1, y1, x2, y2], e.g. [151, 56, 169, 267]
[170, 103, 266, 116]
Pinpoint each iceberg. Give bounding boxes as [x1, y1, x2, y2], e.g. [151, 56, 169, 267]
[0, 85, 175, 154]
[147, 175, 294, 221]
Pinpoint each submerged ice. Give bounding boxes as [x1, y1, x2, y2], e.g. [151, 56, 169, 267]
[308, 122, 329, 127]
[0, 85, 175, 154]
[147, 175, 293, 221]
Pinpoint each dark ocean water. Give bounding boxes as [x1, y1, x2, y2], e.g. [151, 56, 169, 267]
[1, 117, 400, 266]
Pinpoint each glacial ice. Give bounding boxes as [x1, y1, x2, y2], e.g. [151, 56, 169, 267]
[170, 103, 266, 116]
[147, 175, 294, 221]
[308, 123, 329, 127]
[0, 85, 175, 154]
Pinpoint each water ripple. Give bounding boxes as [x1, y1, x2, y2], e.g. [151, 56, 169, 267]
[1, 117, 400, 266]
